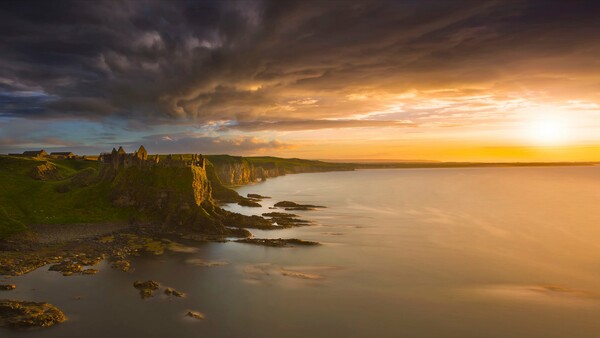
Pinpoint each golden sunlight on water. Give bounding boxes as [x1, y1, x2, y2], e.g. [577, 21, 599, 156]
[9, 167, 600, 338]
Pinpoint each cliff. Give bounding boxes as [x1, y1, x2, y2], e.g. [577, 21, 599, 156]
[0, 153, 353, 239]
[205, 155, 355, 186]
[104, 164, 224, 233]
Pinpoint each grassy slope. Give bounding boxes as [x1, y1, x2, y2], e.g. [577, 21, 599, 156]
[0, 156, 132, 238]
[244, 156, 354, 171]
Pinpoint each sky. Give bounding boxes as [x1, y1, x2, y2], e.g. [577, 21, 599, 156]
[1, 0, 599, 162]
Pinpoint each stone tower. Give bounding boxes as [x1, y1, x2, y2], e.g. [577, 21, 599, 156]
[136, 145, 148, 160]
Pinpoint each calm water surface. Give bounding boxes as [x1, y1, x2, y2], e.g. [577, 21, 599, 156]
[4, 167, 600, 338]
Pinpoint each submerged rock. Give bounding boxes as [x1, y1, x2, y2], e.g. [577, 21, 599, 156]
[0, 284, 16, 291]
[235, 238, 320, 247]
[133, 280, 160, 299]
[81, 269, 98, 275]
[186, 311, 205, 320]
[0, 300, 66, 328]
[164, 287, 185, 297]
[185, 258, 229, 267]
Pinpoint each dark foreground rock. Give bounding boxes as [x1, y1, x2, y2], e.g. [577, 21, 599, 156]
[273, 201, 326, 210]
[262, 212, 298, 218]
[237, 199, 262, 207]
[0, 285, 16, 291]
[0, 300, 66, 328]
[221, 211, 311, 229]
[235, 238, 320, 247]
[247, 194, 270, 199]
[133, 280, 160, 299]
[261, 212, 311, 227]
[220, 212, 276, 229]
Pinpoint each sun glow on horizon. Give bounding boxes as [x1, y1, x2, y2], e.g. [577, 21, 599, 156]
[526, 117, 570, 146]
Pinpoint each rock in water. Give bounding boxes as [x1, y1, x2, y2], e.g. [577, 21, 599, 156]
[247, 193, 271, 199]
[235, 238, 320, 247]
[186, 311, 205, 320]
[273, 201, 326, 210]
[48, 261, 83, 276]
[164, 287, 185, 297]
[0, 300, 66, 328]
[133, 280, 160, 299]
[237, 199, 262, 207]
[111, 260, 131, 272]
[0, 284, 16, 291]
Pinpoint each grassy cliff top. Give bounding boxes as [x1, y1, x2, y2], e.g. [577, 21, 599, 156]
[0, 156, 131, 239]
[205, 154, 355, 170]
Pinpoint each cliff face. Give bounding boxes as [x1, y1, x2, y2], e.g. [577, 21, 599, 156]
[106, 164, 222, 232]
[212, 159, 255, 186]
[205, 155, 355, 186]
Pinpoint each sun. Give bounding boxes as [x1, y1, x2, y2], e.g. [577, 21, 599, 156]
[526, 117, 570, 145]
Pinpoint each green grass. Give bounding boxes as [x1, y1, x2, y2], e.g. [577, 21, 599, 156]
[0, 156, 132, 238]
[205, 154, 354, 175]
[244, 156, 354, 171]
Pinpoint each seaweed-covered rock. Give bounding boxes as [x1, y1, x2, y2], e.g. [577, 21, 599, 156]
[0, 300, 66, 328]
[111, 260, 131, 272]
[133, 280, 160, 299]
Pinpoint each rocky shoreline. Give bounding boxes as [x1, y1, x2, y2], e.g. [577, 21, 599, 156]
[0, 197, 325, 330]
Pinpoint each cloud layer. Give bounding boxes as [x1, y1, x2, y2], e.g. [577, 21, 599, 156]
[1, 0, 599, 157]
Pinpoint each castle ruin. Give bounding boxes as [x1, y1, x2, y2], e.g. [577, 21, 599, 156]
[99, 145, 204, 169]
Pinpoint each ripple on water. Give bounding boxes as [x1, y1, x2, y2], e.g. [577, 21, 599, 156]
[468, 284, 600, 307]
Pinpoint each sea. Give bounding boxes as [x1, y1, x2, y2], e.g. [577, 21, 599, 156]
[5, 167, 600, 338]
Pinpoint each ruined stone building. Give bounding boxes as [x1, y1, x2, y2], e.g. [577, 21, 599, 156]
[99, 145, 204, 170]
[9, 150, 48, 157]
[50, 152, 75, 159]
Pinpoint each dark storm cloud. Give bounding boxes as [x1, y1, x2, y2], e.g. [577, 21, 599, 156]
[0, 0, 599, 130]
[125, 133, 290, 155]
